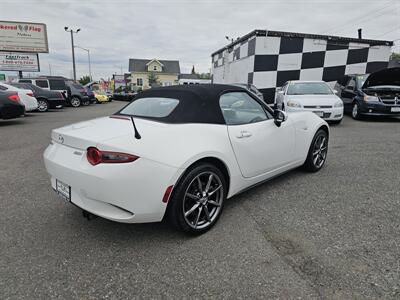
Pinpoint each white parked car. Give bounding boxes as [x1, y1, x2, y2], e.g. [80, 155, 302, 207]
[44, 84, 329, 234]
[276, 81, 344, 124]
[0, 82, 38, 112]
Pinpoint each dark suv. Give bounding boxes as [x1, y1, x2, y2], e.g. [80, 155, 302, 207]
[18, 76, 90, 107]
[335, 68, 400, 119]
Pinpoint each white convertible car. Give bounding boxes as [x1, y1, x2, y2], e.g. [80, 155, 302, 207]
[44, 84, 329, 234]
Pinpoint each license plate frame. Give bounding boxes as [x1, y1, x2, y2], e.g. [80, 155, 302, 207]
[391, 107, 400, 112]
[56, 179, 71, 202]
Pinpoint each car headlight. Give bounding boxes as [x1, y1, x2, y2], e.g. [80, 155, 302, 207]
[334, 100, 343, 107]
[287, 100, 301, 108]
[364, 95, 379, 102]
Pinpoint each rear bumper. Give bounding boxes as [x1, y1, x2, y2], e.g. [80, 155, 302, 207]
[1, 104, 25, 119]
[43, 142, 181, 223]
[48, 98, 67, 108]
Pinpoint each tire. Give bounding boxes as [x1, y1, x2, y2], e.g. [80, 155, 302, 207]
[36, 99, 49, 112]
[167, 163, 227, 234]
[303, 129, 329, 172]
[352, 102, 361, 120]
[70, 97, 81, 107]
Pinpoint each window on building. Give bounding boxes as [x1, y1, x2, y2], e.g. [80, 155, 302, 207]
[153, 65, 157, 71]
[137, 78, 143, 86]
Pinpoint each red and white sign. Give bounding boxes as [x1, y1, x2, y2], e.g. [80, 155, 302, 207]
[0, 21, 48, 53]
[0, 52, 40, 72]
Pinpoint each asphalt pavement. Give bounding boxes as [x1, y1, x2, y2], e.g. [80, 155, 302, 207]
[1, 102, 399, 299]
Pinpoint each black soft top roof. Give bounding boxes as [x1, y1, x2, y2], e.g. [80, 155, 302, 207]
[129, 84, 248, 124]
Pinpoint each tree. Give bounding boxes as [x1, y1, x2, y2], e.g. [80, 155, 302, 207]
[390, 52, 400, 61]
[191, 65, 196, 74]
[148, 72, 159, 87]
[79, 75, 91, 85]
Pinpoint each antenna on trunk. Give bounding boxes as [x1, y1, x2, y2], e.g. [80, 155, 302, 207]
[130, 116, 141, 139]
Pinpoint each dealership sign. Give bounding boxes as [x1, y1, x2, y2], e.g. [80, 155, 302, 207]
[0, 52, 40, 72]
[0, 21, 48, 53]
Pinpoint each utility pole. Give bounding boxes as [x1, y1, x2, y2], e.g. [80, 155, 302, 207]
[75, 45, 92, 80]
[64, 26, 81, 81]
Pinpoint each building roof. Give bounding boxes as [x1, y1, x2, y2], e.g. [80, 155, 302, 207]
[128, 58, 180, 74]
[211, 29, 394, 57]
[178, 73, 200, 80]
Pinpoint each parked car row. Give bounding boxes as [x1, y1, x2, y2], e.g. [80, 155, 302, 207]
[274, 67, 400, 123]
[0, 76, 113, 120]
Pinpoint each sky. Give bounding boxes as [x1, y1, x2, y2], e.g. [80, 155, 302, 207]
[1, 0, 399, 80]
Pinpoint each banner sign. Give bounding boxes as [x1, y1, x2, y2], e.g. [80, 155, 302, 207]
[0, 21, 48, 53]
[0, 52, 40, 72]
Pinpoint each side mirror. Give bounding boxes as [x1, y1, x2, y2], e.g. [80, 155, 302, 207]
[333, 89, 338, 94]
[274, 110, 288, 127]
[277, 90, 284, 95]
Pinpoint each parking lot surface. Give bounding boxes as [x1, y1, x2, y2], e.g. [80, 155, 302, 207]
[1, 102, 399, 299]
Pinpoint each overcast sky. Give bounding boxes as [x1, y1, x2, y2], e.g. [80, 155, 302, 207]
[1, 0, 399, 80]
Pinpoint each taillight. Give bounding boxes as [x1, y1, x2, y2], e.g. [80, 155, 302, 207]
[8, 95, 20, 103]
[26, 92, 34, 97]
[86, 147, 139, 166]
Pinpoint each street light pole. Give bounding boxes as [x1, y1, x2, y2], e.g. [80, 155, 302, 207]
[64, 26, 81, 81]
[75, 45, 92, 81]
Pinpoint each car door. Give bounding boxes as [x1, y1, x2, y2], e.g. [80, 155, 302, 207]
[220, 91, 296, 178]
[341, 76, 357, 113]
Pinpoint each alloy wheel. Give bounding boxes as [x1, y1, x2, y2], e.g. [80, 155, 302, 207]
[71, 97, 81, 107]
[183, 171, 223, 229]
[37, 100, 48, 112]
[312, 135, 327, 168]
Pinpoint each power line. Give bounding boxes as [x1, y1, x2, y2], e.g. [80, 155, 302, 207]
[319, 2, 394, 34]
[374, 27, 400, 38]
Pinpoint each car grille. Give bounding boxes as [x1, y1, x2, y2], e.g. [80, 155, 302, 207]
[304, 105, 332, 109]
[380, 98, 399, 105]
[323, 112, 331, 118]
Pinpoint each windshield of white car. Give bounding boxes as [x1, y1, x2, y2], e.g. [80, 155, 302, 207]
[287, 83, 333, 95]
[119, 97, 179, 118]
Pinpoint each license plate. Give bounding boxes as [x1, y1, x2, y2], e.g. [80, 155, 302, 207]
[313, 111, 324, 117]
[391, 107, 400, 112]
[56, 179, 71, 202]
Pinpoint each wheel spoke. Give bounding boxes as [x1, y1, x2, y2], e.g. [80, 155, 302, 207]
[208, 200, 221, 207]
[205, 174, 213, 193]
[313, 150, 319, 156]
[197, 176, 203, 193]
[320, 138, 326, 149]
[194, 206, 203, 228]
[208, 185, 221, 196]
[203, 205, 211, 222]
[186, 193, 199, 200]
[313, 155, 319, 165]
[185, 203, 200, 217]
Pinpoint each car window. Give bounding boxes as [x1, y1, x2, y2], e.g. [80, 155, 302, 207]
[36, 80, 49, 88]
[19, 79, 32, 83]
[49, 80, 66, 90]
[219, 92, 269, 125]
[120, 97, 179, 118]
[346, 78, 356, 90]
[287, 82, 333, 95]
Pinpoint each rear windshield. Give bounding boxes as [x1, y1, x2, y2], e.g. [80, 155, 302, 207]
[287, 82, 333, 95]
[120, 97, 179, 118]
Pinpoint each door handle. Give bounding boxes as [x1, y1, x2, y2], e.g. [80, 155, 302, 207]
[236, 131, 252, 138]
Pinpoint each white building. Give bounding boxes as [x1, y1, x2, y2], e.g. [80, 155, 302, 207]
[178, 74, 211, 85]
[211, 29, 393, 103]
